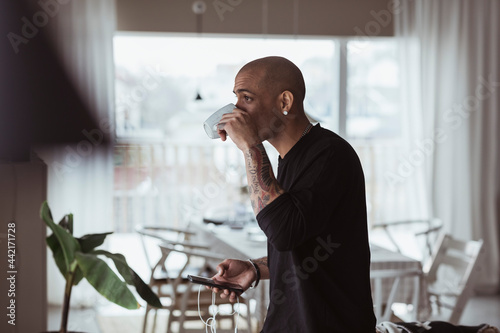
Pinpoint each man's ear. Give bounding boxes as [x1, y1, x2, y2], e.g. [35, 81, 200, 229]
[280, 90, 294, 113]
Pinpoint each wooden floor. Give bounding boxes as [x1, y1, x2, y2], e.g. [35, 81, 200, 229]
[48, 293, 500, 332]
[460, 294, 500, 327]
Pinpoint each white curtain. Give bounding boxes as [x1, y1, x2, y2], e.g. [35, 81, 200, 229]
[37, 0, 116, 306]
[395, 0, 500, 292]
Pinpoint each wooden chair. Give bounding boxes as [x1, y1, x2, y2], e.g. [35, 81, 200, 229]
[372, 218, 443, 262]
[423, 233, 484, 324]
[371, 233, 484, 324]
[136, 225, 212, 333]
[160, 244, 253, 333]
[137, 226, 253, 333]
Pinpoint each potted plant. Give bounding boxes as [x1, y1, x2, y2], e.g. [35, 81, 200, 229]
[40, 201, 162, 333]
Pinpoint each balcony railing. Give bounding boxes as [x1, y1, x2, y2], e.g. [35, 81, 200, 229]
[113, 139, 412, 233]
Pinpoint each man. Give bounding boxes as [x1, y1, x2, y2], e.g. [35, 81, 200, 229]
[212, 56, 376, 332]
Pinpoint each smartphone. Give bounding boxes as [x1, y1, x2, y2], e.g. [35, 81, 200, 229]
[187, 274, 244, 294]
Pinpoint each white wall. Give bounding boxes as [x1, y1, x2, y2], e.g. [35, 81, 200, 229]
[117, 0, 395, 36]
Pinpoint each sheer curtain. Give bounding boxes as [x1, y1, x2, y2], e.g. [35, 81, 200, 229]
[395, 0, 500, 292]
[38, 0, 116, 306]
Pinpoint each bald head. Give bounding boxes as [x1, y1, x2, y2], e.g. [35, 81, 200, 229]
[238, 56, 306, 106]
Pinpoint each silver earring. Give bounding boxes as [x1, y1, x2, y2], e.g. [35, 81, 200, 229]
[283, 110, 288, 116]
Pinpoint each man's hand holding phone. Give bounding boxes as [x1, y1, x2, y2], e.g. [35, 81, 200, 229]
[187, 275, 244, 295]
[210, 259, 258, 303]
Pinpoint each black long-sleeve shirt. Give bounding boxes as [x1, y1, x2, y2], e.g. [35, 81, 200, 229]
[257, 124, 376, 332]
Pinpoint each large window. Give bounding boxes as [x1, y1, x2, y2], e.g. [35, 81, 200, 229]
[113, 35, 338, 140]
[347, 40, 400, 139]
[113, 34, 402, 232]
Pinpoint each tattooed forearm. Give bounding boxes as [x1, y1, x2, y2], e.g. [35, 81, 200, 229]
[252, 256, 268, 267]
[251, 256, 270, 280]
[244, 144, 284, 214]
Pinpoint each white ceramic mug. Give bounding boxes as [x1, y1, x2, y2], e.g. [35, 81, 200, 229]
[203, 103, 235, 139]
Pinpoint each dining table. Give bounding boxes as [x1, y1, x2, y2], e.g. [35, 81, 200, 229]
[192, 221, 429, 329]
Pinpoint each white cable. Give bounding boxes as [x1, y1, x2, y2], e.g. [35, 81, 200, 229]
[197, 285, 241, 333]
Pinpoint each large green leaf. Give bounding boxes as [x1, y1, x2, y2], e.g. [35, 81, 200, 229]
[46, 227, 91, 286]
[46, 233, 66, 277]
[57, 214, 73, 235]
[77, 232, 113, 253]
[93, 250, 162, 308]
[75, 252, 139, 310]
[41, 202, 80, 275]
[46, 215, 77, 277]
[72, 266, 84, 286]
